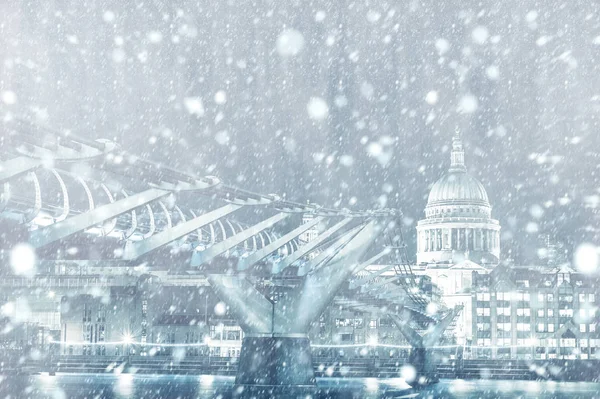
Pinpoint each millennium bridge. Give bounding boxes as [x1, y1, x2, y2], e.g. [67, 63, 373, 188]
[0, 118, 462, 393]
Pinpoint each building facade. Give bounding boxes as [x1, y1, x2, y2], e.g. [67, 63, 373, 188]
[472, 265, 600, 359]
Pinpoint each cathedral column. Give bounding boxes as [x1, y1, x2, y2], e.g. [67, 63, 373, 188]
[466, 228, 471, 250]
[428, 230, 433, 252]
[479, 229, 485, 251]
[495, 231, 500, 253]
[442, 229, 448, 250]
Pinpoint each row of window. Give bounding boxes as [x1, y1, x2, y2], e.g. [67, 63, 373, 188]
[476, 338, 600, 347]
[334, 318, 390, 329]
[477, 307, 596, 318]
[476, 293, 596, 302]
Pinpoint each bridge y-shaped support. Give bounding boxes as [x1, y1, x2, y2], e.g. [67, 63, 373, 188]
[208, 220, 379, 395]
[389, 305, 463, 385]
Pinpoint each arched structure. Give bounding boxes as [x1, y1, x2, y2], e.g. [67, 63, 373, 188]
[416, 130, 501, 266]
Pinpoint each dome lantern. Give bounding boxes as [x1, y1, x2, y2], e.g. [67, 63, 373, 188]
[449, 128, 466, 173]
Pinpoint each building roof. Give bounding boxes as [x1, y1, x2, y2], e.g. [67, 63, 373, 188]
[427, 171, 490, 208]
[426, 131, 490, 209]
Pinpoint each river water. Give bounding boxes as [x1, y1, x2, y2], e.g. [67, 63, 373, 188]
[1, 374, 599, 398]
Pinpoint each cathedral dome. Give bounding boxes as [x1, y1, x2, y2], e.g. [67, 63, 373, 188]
[416, 129, 501, 266]
[427, 171, 490, 208]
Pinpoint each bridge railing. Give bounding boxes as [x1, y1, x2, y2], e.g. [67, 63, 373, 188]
[0, 275, 136, 288]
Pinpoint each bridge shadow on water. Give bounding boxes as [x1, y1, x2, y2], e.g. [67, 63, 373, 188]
[2, 373, 600, 398]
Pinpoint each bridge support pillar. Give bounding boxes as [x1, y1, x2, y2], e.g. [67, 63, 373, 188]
[234, 335, 315, 397]
[209, 221, 379, 396]
[390, 305, 463, 386]
[408, 347, 439, 385]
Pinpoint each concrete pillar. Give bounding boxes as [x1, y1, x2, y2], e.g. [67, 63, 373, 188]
[390, 305, 463, 385]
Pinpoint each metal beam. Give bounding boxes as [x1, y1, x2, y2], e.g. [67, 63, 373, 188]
[191, 212, 290, 266]
[122, 203, 242, 260]
[422, 305, 463, 347]
[272, 217, 353, 274]
[29, 188, 170, 248]
[350, 261, 395, 290]
[207, 275, 273, 334]
[0, 157, 42, 183]
[282, 220, 379, 333]
[296, 224, 365, 276]
[361, 276, 399, 292]
[237, 216, 324, 271]
[389, 313, 424, 348]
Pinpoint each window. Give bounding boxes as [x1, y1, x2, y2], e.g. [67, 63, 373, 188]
[538, 293, 545, 303]
[340, 333, 353, 342]
[498, 307, 511, 316]
[537, 323, 545, 332]
[477, 293, 491, 301]
[547, 294, 554, 302]
[369, 319, 377, 329]
[517, 308, 530, 316]
[547, 309, 554, 317]
[538, 309, 544, 317]
[477, 308, 490, 316]
[580, 324, 586, 333]
[590, 324, 596, 332]
[559, 309, 573, 317]
[517, 323, 530, 331]
[579, 294, 586, 303]
[590, 294, 595, 302]
[548, 324, 555, 332]
[335, 318, 353, 327]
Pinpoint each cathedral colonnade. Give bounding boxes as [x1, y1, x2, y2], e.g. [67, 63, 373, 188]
[417, 227, 500, 253]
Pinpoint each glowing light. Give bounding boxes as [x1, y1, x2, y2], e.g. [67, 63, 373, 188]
[214, 302, 227, 316]
[122, 333, 133, 344]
